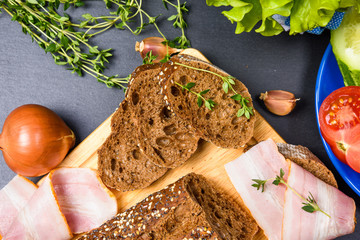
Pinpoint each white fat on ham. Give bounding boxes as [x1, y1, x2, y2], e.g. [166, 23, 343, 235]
[3, 168, 117, 240]
[51, 168, 118, 234]
[4, 174, 73, 240]
[0, 175, 37, 238]
[225, 139, 289, 240]
[282, 162, 356, 240]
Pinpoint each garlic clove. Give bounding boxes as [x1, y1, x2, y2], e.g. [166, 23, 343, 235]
[260, 90, 299, 116]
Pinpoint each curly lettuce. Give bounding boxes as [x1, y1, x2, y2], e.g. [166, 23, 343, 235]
[206, 0, 360, 36]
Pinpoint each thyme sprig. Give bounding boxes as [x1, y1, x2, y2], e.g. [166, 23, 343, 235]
[1, 0, 129, 88]
[176, 82, 215, 110]
[142, 51, 157, 65]
[162, 0, 190, 49]
[0, 0, 190, 89]
[252, 168, 331, 218]
[173, 62, 254, 118]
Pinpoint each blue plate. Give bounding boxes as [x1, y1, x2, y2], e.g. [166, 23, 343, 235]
[315, 44, 360, 196]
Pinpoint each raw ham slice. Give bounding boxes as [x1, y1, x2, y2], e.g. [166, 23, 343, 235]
[0, 175, 37, 238]
[4, 174, 73, 240]
[282, 162, 356, 240]
[51, 168, 118, 233]
[3, 168, 117, 240]
[225, 139, 289, 240]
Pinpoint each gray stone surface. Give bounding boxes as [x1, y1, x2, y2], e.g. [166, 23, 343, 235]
[0, 1, 358, 238]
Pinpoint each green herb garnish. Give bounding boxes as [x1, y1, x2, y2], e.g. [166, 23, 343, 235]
[252, 168, 331, 218]
[143, 51, 157, 65]
[176, 82, 215, 110]
[173, 62, 254, 118]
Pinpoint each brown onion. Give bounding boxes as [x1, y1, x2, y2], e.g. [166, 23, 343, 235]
[0, 104, 75, 177]
[135, 37, 181, 62]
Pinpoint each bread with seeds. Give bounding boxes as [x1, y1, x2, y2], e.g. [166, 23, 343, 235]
[126, 63, 200, 168]
[97, 100, 167, 192]
[160, 55, 256, 149]
[78, 173, 258, 239]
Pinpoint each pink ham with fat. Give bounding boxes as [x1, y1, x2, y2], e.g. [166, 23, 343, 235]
[0, 175, 38, 238]
[51, 168, 118, 234]
[225, 139, 356, 240]
[2, 168, 117, 240]
[225, 139, 289, 240]
[282, 161, 356, 240]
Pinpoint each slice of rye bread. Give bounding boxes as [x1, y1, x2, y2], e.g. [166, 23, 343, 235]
[160, 54, 256, 149]
[277, 142, 338, 188]
[78, 173, 258, 240]
[125, 63, 200, 168]
[97, 100, 167, 192]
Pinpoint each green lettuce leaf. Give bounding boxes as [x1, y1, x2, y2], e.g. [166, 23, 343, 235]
[289, 0, 339, 34]
[206, 0, 360, 36]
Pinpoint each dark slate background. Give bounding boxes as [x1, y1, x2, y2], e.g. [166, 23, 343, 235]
[0, 1, 358, 238]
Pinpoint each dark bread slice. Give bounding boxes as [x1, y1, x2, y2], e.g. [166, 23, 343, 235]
[78, 173, 258, 240]
[277, 142, 338, 188]
[161, 55, 256, 149]
[126, 63, 200, 168]
[97, 100, 167, 192]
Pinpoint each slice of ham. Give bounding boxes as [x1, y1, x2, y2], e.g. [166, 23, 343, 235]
[4, 174, 73, 240]
[3, 168, 117, 240]
[0, 175, 38, 238]
[51, 168, 118, 234]
[225, 139, 289, 240]
[282, 161, 356, 240]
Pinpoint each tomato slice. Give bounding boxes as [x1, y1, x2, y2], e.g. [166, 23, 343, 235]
[319, 86, 360, 171]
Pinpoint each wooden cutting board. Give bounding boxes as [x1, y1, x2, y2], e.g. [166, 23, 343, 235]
[60, 49, 285, 240]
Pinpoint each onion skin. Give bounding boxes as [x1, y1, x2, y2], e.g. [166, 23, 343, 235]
[135, 37, 181, 62]
[0, 104, 75, 177]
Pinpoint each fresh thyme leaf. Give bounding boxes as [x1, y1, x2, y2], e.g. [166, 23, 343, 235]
[45, 43, 57, 53]
[197, 96, 203, 107]
[162, 0, 168, 10]
[302, 205, 316, 213]
[280, 168, 285, 178]
[237, 108, 245, 117]
[185, 82, 196, 89]
[231, 94, 242, 101]
[168, 14, 177, 21]
[207, 99, 216, 109]
[272, 168, 285, 186]
[251, 179, 268, 192]
[228, 76, 235, 85]
[223, 82, 229, 93]
[143, 51, 157, 65]
[160, 54, 171, 63]
[205, 100, 212, 110]
[27, 0, 38, 5]
[200, 89, 210, 95]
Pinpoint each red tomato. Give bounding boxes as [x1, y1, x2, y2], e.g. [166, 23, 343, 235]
[319, 86, 360, 172]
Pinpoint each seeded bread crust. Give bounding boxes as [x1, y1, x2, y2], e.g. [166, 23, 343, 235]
[97, 100, 167, 192]
[160, 55, 256, 149]
[126, 63, 200, 168]
[78, 173, 258, 240]
[277, 143, 338, 188]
